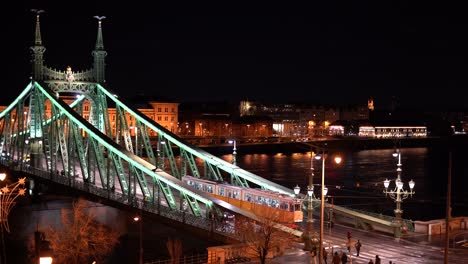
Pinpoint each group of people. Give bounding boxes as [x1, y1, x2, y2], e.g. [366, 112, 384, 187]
[330, 251, 348, 264]
[346, 231, 362, 256]
[367, 255, 382, 264]
[311, 231, 393, 264]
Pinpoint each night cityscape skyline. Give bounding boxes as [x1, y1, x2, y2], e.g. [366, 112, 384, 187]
[2, 1, 467, 110]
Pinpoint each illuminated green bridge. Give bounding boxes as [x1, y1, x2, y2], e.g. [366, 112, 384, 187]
[0, 12, 410, 242]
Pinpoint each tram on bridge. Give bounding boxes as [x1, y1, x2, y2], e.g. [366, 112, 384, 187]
[182, 175, 303, 224]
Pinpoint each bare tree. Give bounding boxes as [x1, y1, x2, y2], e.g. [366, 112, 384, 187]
[166, 237, 183, 264]
[45, 198, 120, 264]
[235, 209, 294, 264]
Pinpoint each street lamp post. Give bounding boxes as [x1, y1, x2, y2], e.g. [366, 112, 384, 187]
[317, 151, 340, 264]
[228, 139, 237, 166]
[328, 196, 334, 253]
[133, 215, 143, 264]
[302, 151, 319, 252]
[383, 148, 415, 238]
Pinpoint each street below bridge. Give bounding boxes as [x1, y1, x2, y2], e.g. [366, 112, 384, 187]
[269, 222, 468, 264]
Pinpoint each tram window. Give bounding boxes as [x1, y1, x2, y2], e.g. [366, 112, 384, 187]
[227, 190, 232, 198]
[257, 196, 263, 204]
[272, 199, 279, 208]
[295, 204, 301, 211]
[219, 187, 225, 196]
[246, 193, 252, 202]
[195, 183, 202, 190]
[233, 190, 239, 199]
[207, 185, 213, 193]
[280, 202, 289, 210]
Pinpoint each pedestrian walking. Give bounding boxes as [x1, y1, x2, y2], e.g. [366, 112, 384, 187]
[375, 255, 381, 264]
[355, 239, 362, 256]
[346, 231, 352, 252]
[310, 250, 317, 264]
[332, 252, 340, 264]
[368, 259, 374, 264]
[323, 247, 328, 264]
[341, 252, 348, 264]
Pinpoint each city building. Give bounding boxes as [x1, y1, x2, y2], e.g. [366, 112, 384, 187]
[239, 100, 369, 138]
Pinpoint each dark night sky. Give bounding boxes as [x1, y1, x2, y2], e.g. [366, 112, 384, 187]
[2, 1, 467, 110]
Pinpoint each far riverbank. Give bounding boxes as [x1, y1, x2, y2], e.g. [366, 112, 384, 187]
[195, 136, 464, 155]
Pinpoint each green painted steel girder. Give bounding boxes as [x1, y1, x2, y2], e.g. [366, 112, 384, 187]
[33, 81, 213, 206]
[95, 84, 295, 197]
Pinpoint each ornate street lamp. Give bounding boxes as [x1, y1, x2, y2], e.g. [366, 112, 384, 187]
[228, 140, 237, 166]
[293, 184, 300, 197]
[317, 151, 341, 264]
[383, 148, 415, 238]
[302, 152, 320, 252]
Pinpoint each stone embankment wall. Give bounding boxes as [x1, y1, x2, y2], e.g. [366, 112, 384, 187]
[414, 216, 468, 235]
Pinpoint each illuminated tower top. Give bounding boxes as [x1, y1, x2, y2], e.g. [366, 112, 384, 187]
[94, 16, 106, 50]
[32, 9, 44, 45]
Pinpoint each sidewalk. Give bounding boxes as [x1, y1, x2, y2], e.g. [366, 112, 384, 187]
[402, 229, 468, 248]
[265, 227, 468, 264]
[270, 242, 309, 264]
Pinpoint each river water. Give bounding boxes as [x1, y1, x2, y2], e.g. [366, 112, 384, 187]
[217, 143, 468, 221]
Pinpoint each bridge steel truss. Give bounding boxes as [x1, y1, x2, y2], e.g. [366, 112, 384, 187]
[0, 81, 298, 221]
[0, 81, 406, 238]
[0, 81, 215, 218]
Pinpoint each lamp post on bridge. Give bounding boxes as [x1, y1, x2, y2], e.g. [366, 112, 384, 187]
[383, 148, 415, 238]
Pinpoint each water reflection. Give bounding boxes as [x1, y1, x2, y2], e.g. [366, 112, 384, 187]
[220, 147, 467, 221]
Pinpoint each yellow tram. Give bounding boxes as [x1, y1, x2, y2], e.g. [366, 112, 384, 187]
[182, 176, 303, 224]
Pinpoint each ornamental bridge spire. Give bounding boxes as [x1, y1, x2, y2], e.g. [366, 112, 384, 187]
[31, 9, 44, 45]
[29, 12, 108, 86]
[30, 9, 45, 81]
[92, 16, 107, 83]
[28, 12, 108, 132]
[94, 16, 106, 50]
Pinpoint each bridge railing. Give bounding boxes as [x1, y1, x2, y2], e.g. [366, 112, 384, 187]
[146, 253, 208, 264]
[337, 205, 415, 232]
[0, 159, 239, 240]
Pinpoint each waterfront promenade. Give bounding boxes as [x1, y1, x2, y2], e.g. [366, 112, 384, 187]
[268, 222, 468, 264]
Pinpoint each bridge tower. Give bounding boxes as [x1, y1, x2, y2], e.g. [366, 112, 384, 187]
[27, 11, 112, 177]
[30, 11, 107, 85]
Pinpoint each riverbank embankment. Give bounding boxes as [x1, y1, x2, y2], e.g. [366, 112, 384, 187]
[196, 136, 461, 155]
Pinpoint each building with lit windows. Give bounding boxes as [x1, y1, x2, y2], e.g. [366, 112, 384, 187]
[239, 100, 368, 138]
[0, 97, 179, 138]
